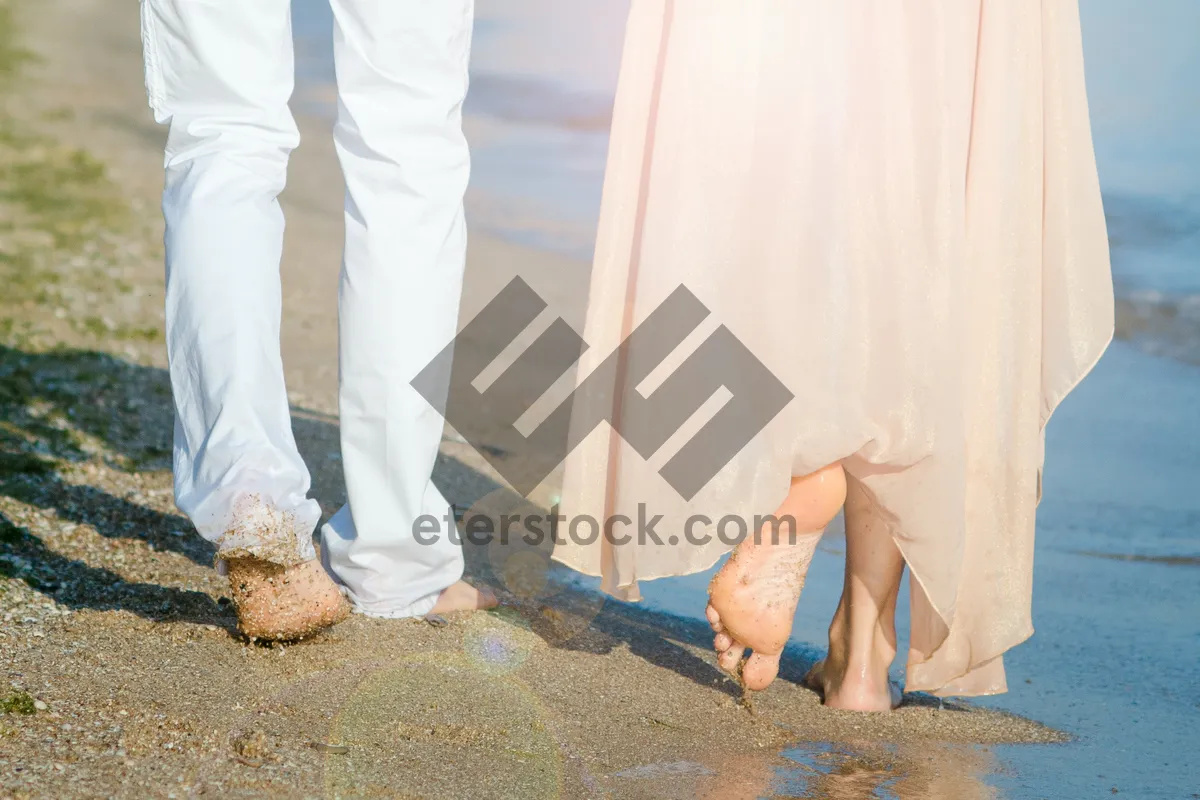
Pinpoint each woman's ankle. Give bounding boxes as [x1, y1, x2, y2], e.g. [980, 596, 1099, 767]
[825, 599, 898, 686]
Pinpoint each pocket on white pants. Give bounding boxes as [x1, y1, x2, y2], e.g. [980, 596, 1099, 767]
[138, 0, 168, 116]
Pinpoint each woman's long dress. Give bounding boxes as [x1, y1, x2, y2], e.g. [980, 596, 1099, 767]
[553, 0, 1114, 696]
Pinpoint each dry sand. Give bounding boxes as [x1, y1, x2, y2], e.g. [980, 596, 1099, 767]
[1, 1, 1067, 797]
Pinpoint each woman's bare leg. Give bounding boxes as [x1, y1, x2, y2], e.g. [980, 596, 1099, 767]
[806, 476, 904, 710]
[706, 463, 847, 691]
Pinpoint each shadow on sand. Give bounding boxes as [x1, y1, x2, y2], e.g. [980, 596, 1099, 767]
[0, 343, 969, 710]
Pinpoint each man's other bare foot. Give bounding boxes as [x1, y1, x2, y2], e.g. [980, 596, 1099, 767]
[226, 557, 350, 641]
[430, 580, 499, 615]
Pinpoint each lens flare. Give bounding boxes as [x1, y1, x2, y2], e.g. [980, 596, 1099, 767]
[462, 612, 536, 675]
[321, 653, 564, 798]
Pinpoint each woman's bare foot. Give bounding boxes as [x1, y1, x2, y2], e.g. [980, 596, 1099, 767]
[803, 626, 902, 712]
[431, 580, 499, 614]
[805, 475, 905, 711]
[226, 557, 350, 641]
[706, 464, 847, 691]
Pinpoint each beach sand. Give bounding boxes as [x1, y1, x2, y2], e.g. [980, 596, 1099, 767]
[0, 1, 1193, 798]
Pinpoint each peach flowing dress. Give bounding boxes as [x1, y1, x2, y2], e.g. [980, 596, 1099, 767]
[553, 0, 1114, 696]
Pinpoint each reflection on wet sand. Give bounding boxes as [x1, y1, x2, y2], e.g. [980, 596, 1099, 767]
[776, 741, 999, 800]
[617, 740, 1001, 800]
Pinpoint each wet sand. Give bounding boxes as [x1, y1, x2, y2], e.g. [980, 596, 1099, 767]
[0, 1, 1194, 798]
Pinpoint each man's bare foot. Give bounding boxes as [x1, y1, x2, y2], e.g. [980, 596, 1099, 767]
[226, 557, 350, 641]
[706, 465, 846, 691]
[430, 580, 499, 615]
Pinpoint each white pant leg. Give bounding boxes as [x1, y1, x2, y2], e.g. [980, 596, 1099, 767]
[140, 0, 321, 566]
[320, 0, 474, 618]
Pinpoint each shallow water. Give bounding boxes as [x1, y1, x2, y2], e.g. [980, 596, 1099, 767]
[289, 2, 1198, 796]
